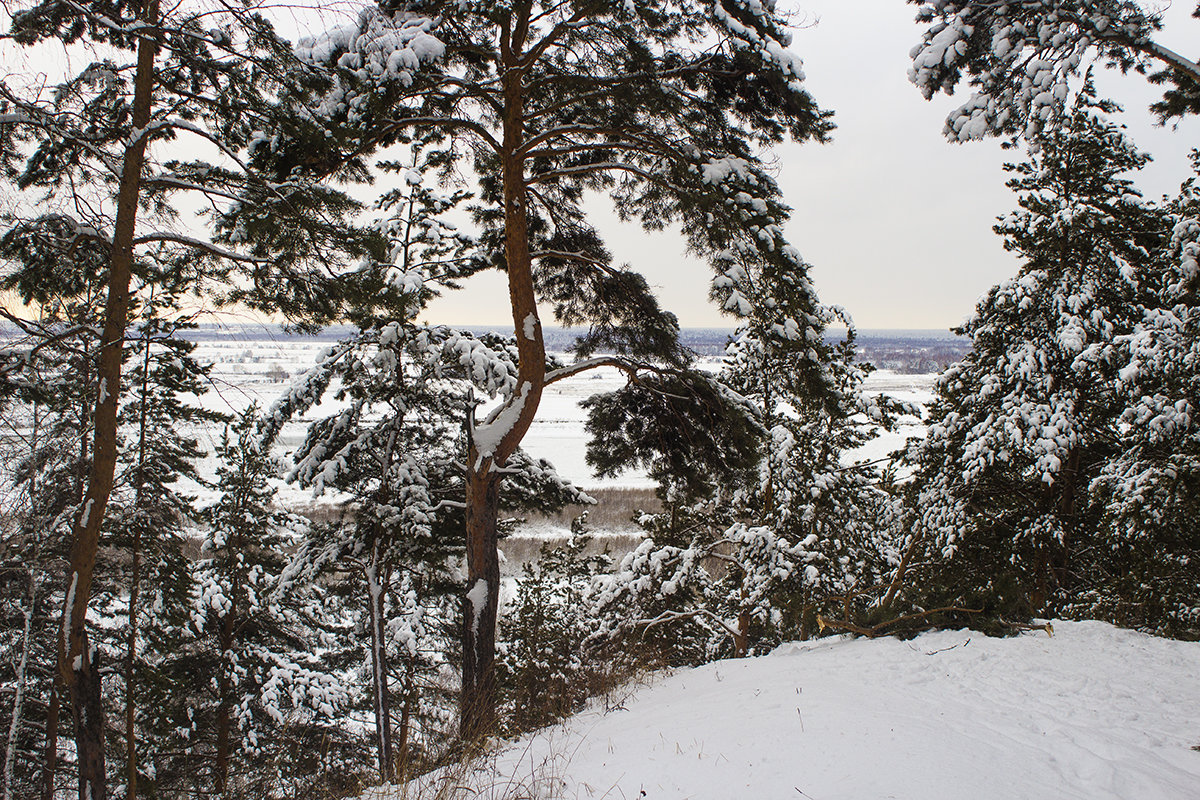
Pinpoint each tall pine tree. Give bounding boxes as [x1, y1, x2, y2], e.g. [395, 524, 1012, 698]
[288, 0, 833, 735]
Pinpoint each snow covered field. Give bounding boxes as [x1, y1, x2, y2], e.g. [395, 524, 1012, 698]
[386, 621, 1200, 800]
[185, 331, 936, 502]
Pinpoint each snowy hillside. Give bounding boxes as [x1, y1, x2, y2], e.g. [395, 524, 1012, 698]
[381, 622, 1200, 800]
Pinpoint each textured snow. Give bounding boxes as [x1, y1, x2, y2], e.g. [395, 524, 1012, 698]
[473, 382, 531, 467]
[466, 579, 488, 637]
[379, 621, 1200, 800]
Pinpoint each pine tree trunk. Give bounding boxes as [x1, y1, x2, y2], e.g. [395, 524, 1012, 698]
[457, 8, 548, 739]
[3, 571, 35, 800]
[215, 611, 235, 796]
[73, 649, 106, 800]
[41, 680, 58, 800]
[460, 469, 502, 741]
[59, 6, 159, 798]
[882, 532, 923, 611]
[365, 554, 393, 783]
[734, 609, 751, 658]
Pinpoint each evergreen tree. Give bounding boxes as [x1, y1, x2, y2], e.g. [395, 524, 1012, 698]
[908, 1, 1200, 140]
[289, 0, 833, 736]
[904, 84, 1169, 625]
[269, 147, 588, 775]
[497, 528, 613, 733]
[0, 5, 372, 792]
[275, 322, 473, 784]
[588, 291, 913, 659]
[715, 262, 915, 644]
[183, 409, 347, 799]
[101, 285, 224, 799]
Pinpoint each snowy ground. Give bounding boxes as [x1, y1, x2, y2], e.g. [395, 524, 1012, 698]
[383, 621, 1200, 800]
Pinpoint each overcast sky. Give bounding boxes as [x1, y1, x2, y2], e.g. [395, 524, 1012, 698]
[2, 2, 1195, 333]
[420, 0, 1200, 332]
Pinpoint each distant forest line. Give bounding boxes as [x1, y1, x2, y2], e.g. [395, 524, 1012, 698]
[140, 323, 970, 374]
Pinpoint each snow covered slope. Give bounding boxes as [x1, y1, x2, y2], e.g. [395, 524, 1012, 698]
[383, 621, 1200, 799]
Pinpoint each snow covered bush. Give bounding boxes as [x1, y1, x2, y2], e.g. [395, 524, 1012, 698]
[497, 530, 615, 734]
[721, 302, 916, 641]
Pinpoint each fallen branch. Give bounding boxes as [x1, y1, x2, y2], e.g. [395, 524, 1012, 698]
[817, 605, 982, 638]
[999, 620, 1054, 637]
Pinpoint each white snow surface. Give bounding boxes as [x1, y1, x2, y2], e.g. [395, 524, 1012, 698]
[167, 331, 934, 504]
[373, 621, 1200, 800]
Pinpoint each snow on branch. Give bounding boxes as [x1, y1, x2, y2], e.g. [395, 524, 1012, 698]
[909, 0, 1200, 140]
[132, 232, 264, 263]
[295, 8, 445, 121]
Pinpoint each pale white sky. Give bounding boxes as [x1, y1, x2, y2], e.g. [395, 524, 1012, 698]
[2, 2, 1195, 332]
[421, 0, 1200, 331]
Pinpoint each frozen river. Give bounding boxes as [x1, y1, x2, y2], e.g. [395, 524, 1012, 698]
[182, 331, 937, 506]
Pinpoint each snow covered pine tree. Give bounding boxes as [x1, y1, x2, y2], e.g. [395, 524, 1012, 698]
[0, 4, 372, 795]
[188, 409, 347, 798]
[288, 0, 833, 737]
[588, 261, 916, 660]
[268, 150, 588, 778]
[0, 209, 109, 800]
[905, 80, 1170, 624]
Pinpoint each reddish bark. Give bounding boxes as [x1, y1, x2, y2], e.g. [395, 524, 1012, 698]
[459, 11, 548, 739]
[58, 4, 160, 798]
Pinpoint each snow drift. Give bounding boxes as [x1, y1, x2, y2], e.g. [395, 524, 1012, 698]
[373, 621, 1200, 799]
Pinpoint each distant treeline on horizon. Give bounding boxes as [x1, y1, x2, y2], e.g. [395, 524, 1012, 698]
[163, 322, 963, 342]
[0, 322, 969, 374]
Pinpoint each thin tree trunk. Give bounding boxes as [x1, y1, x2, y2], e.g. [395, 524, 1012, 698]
[214, 609, 234, 797]
[41, 681, 58, 800]
[125, 327, 152, 800]
[365, 552, 393, 783]
[882, 531, 923, 611]
[59, 5, 159, 798]
[3, 572, 36, 800]
[396, 654, 415, 781]
[9, 408, 43, 800]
